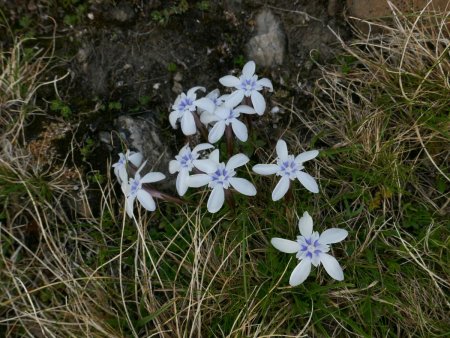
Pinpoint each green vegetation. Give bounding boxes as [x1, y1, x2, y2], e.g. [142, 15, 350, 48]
[0, 6, 448, 338]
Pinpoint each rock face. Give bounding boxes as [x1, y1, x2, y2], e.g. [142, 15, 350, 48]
[246, 10, 286, 67]
[347, 0, 449, 19]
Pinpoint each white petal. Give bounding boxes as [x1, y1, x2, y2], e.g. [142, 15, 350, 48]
[128, 152, 143, 167]
[234, 105, 255, 115]
[137, 190, 156, 212]
[200, 112, 217, 125]
[169, 160, 180, 174]
[295, 150, 319, 164]
[176, 169, 189, 196]
[126, 196, 135, 218]
[272, 176, 290, 201]
[219, 75, 241, 88]
[319, 229, 348, 245]
[231, 119, 248, 142]
[229, 177, 256, 196]
[188, 174, 211, 187]
[296, 171, 319, 193]
[209, 149, 220, 163]
[192, 143, 214, 154]
[289, 259, 311, 286]
[257, 77, 273, 91]
[225, 90, 245, 108]
[141, 172, 165, 184]
[118, 167, 128, 185]
[251, 90, 266, 115]
[298, 211, 313, 237]
[226, 153, 249, 170]
[276, 139, 288, 160]
[214, 106, 230, 120]
[206, 88, 220, 100]
[187, 86, 205, 98]
[193, 159, 217, 174]
[169, 110, 180, 129]
[242, 60, 255, 78]
[270, 238, 299, 253]
[208, 120, 226, 143]
[320, 253, 344, 281]
[252, 164, 279, 175]
[207, 185, 225, 213]
[195, 97, 215, 114]
[180, 112, 196, 135]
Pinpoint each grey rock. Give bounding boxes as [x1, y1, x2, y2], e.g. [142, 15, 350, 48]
[246, 10, 286, 67]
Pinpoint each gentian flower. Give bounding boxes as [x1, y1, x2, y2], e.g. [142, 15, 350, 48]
[122, 162, 165, 217]
[219, 60, 273, 115]
[188, 153, 256, 213]
[169, 86, 215, 135]
[253, 139, 319, 200]
[271, 211, 348, 286]
[199, 89, 228, 126]
[207, 93, 255, 143]
[112, 150, 143, 184]
[169, 143, 216, 196]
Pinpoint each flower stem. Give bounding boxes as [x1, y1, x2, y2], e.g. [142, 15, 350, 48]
[225, 189, 235, 211]
[144, 185, 186, 205]
[244, 97, 253, 135]
[225, 125, 233, 158]
[193, 112, 209, 141]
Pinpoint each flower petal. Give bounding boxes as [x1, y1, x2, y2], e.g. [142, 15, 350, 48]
[200, 112, 217, 125]
[298, 211, 313, 237]
[206, 88, 220, 100]
[231, 119, 248, 142]
[225, 90, 245, 108]
[193, 159, 217, 174]
[118, 167, 128, 185]
[180, 112, 196, 135]
[226, 153, 249, 170]
[188, 174, 211, 187]
[271, 238, 300, 253]
[251, 90, 266, 115]
[257, 77, 273, 91]
[289, 259, 311, 286]
[234, 105, 256, 115]
[219, 75, 241, 88]
[209, 149, 220, 163]
[276, 139, 288, 160]
[207, 185, 225, 213]
[192, 143, 214, 154]
[169, 160, 180, 174]
[229, 177, 256, 196]
[137, 190, 156, 212]
[187, 86, 205, 98]
[169, 110, 180, 129]
[252, 164, 279, 175]
[208, 120, 226, 143]
[320, 253, 344, 281]
[319, 229, 348, 245]
[242, 60, 255, 78]
[176, 169, 189, 196]
[126, 195, 135, 218]
[195, 97, 215, 114]
[296, 171, 319, 193]
[128, 152, 143, 167]
[272, 176, 290, 201]
[295, 150, 319, 164]
[141, 172, 165, 184]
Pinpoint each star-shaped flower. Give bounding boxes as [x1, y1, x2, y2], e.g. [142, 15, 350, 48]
[199, 89, 228, 126]
[112, 150, 143, 184]
[219, 60, 273, 115]
[271, 211, 348, 286]
[169, 143, 216, 196]
[252, 139, 319, 200]
[169, 86, 215, 135]
[187, 153, 256, 213]
[207, 93, 255, 143]
[122, 162, 165, 217]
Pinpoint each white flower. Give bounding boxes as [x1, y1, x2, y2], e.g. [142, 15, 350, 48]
[168, 143, 216, 196]
[219, 60, 273, 115]
[207, 93, 255, 143]
[122, 162, 165, 217]
[271, 211, 348, 286]
[253, 139, 319, 200]
[169, 86, 215, 135]
[112, 150, 143, 184]
[199, 89, 228, 126]
[188, 153, 257, 213]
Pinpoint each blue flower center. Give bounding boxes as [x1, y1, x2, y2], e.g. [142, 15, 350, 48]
[180, 152, 194, 168]
[209, 164, 234, 189]
[300, 238, 322, 259]
[178, 97, 194, 112]
[130, 178, 141, 196]
[278, 157, 299, 179]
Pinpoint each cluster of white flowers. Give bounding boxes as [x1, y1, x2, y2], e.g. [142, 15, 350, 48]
[111, 60, 348, 286]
